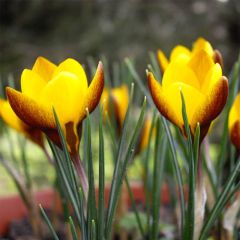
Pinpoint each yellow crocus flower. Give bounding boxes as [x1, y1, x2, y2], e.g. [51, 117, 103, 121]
[148, 47, 228, 140]
[101, 84, 129, 129]
[228, 93, 240, 150]
[0, 98, 44, 147]
[6, 57, 104, 156]
[157, 37, 223, 73]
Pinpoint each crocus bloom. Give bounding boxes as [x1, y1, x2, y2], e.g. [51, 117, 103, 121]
[101, 84, 129, 129]
[135, 117, 155, 154]
[148, 46, 228, 140]
[228, 93, 240, 150]
[0, 98, 44, 147]
[157, 37, 223, 73]
[6, 57, 104, 156]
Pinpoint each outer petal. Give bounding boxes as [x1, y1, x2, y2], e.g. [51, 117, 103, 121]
[188, 50, 214, 86]
[162, 60, 200, 90]
[6, 87, 56, 130]
[79, 62, 104, 121]
[147, 71, 182, 128]
[53, 58, 88, 90]
[230, 121, 240, 150]
[0, 99, 26, 132]
[157, 50, 169, 73]
[32, 56, 57, 82]
[229, 93, 240, 130]
[191, 76, 228, 139]
[21, 69, 47, 101]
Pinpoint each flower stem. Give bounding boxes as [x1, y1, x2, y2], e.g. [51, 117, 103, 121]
[72, 153, 89, 199]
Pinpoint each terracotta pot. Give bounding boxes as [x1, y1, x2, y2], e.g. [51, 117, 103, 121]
[0, 181, 170, 235]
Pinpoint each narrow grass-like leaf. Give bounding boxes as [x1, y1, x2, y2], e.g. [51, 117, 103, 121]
[105, 84, 134, 238]
[200, 157, 240, 240]
[149, 51, 162, 81]
[142, 110, 157, 233]
[47, 140, 82, 226]
[125, 59, 185, 235]
[69, 216, 78, 240]
[193, 123, 200, 177]
[86, 113, 97, 239]
[105, 88, 146, 239]
[91, 220, 96, 240]
[151, 118, 167, 240]
[98, 110, 105, 240]
[78, 187, 87, 239]
[40, 205, 59, 240]
[180, 91, 195, 240]
[125, 58, 154, 106]
[125, 176, 145, 238]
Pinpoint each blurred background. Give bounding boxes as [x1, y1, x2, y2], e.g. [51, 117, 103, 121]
[0, 0, 240, 78]
[0, 0, 239, 196]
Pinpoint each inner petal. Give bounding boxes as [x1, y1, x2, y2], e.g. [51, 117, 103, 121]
[162, 60, 200, 90]
[201, 63, 222, 93]
[188, 50, 214, 88]
[53, 58, 88, 90]
[170, 45, 191, 62]
[39, 72, 85, 124]
[21, 69, 47, 101]
[32, 57, 57, 82]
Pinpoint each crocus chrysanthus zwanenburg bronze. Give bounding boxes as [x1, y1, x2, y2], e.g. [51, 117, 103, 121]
[148, 41, 228, 141]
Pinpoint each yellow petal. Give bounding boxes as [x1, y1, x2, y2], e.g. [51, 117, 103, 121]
[230, 121, 240, 150]
[147, 71, 182, 128]
[32, 56, 57, 82]
[111, 84, 129, 127]
[193, 37, 214, 56]
[157, 50, 169, 73]
[40, 72, 85, 124]
[0, 98, 26, 132]
[6, 87, 55, 130]
[201, 63, 222, 92]
[191, 76, 228, 139]
[188, 50, 214, 87]
[162, 60, 200, 90]
[21, 69, 47, 101]
[170, 45, 191, 62]
[53, 58, 88, 90]
[139, 117, 152, 151]
[165, 82, 205, 127]
[80, 62, 104, 121]
[229, 93, 240, 130]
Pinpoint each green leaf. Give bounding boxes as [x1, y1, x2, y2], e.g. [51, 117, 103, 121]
[148, 51, 162, 81]
[200, 156, 240, 240]
[86, 113, 97, 239]
[69, 216, 79, 240]
[125, 59, 185, 236]
[180, 91, 195, 240]
[151, 118, 167, 240]
[40, 205, 59, 240]
[98, 110, 105, 240]
[125, 176, 145, 239]
[105, 87, 146, 239]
